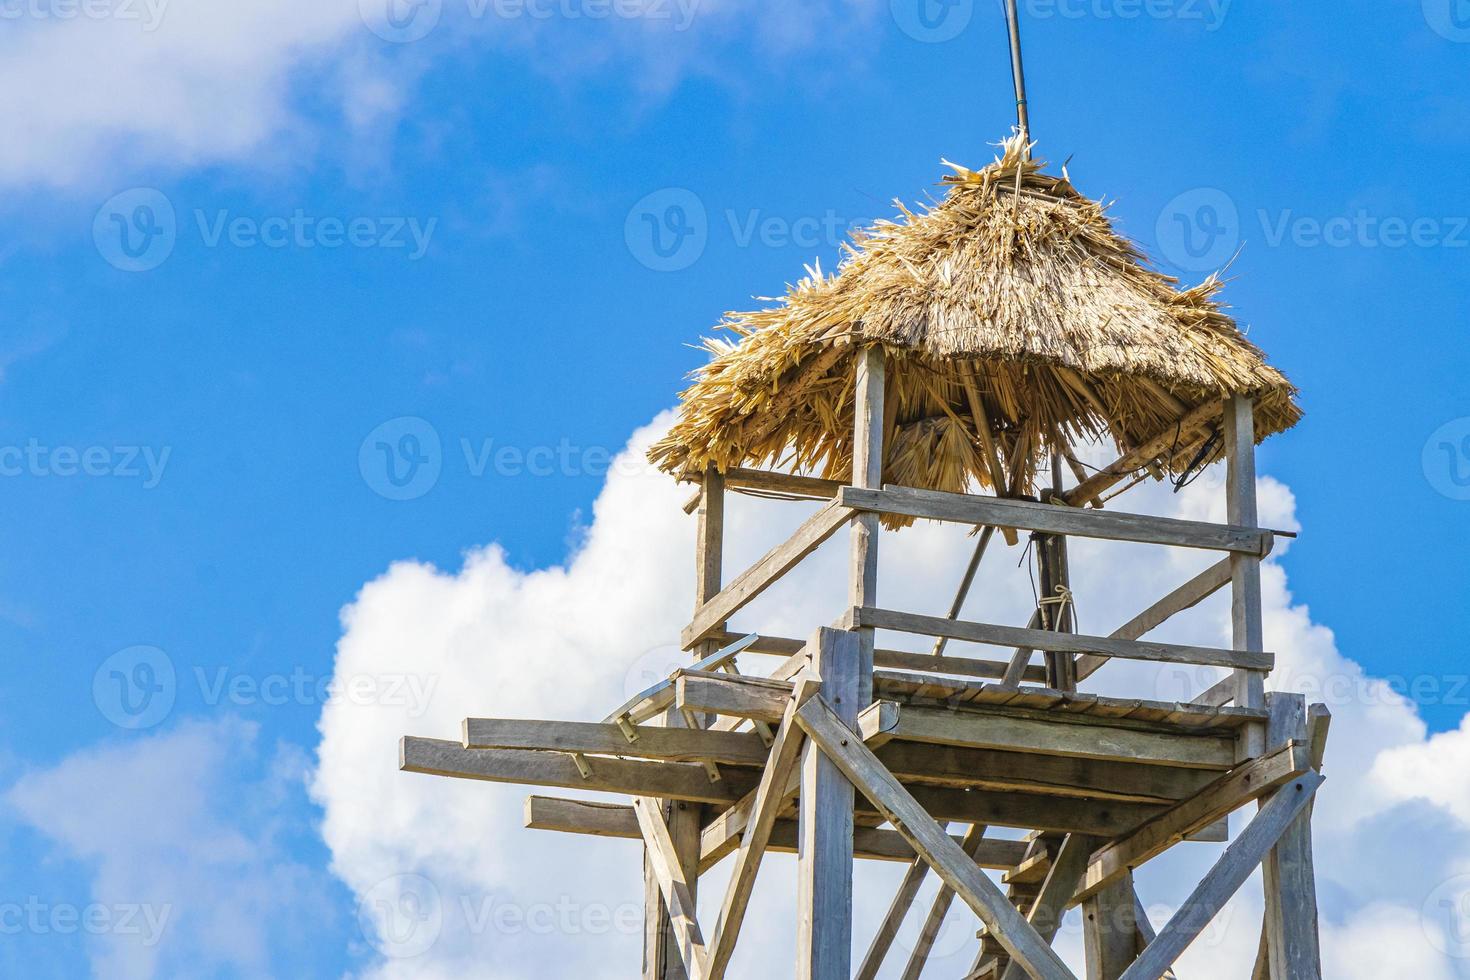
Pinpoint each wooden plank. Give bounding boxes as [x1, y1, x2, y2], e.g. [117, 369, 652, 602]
[873, 740, 1219, 804]
[1119, 774, 1323, 980]
[1076, 559, 1234, 681]
[606, 633, 761, 725]
[682, 499, 852, 649]
[866, 703, 1238, 771]
[794, 694, 1078, 980]
[900, 824, 990, 980]
[677, 672, 792, 724]
[1225, 396, 1268, 717]
[999, 834, 1096, 980]
[684, 467, 844, 514]
[706, 699, 807, 980]
[634, 796, 709, 980]
[856, 852, 933, 980]
[1261, 694, 1323, 980]
[797, 629, 861, 980]
[400, 736, 757, 804]
[1063, 400, 1223, 507]
[1077, 742, 1313, 903]
[463, 719, 770, 766]
[840, 483, 1273, 555]
[848, 606, 1273, 673]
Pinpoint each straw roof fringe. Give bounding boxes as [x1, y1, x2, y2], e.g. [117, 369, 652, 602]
[649, 135, 1300, 515]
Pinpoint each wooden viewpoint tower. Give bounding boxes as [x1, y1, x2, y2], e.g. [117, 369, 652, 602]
[400, 137, 1327, 979]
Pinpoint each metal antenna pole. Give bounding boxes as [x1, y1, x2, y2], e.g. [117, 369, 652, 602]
[1004, 0, 1031, 138]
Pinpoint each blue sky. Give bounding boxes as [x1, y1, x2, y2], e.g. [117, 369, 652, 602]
[2, 1, 1469, 976]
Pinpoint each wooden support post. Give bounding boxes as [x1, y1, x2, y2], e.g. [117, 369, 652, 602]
[1040, 455, 1078, 692]
[899, 824, 991, 980]
[850, 345, 884, 708]
[1224, 397, 1267, 721]
[696, 464, 726, 657]
[1084, 873, 1138, 980]
[1261, 694, 1323, 979]
[797, 628, 861, 980]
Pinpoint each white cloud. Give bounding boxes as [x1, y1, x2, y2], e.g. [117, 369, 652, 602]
[313, 414, 1470, 978]
[0, 0, 884, 190]
[5, 718, 333, 979]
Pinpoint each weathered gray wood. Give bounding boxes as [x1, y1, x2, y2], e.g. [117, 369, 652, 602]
[682, 499, 852, 649]
[863, 702, 1238, 770]
[706, 699, 807, 980]
[1063, 401, 1224, 507]
[1084, 874, 1139, 980]
[840, 484, 1274, 555]
[400, 736, 757, 804]
[898, 824, 991, 980]
[1225, 396, 1267, 717]
[847, 606, 1273, 673]
[1076, 559, 1234, 681]
[1261, 694, 1323, 980]
[1078, 742, 1312, 902]
[856, 850, 934, 980]
[1119, 773, 1323, 980]
[606, 633, 760, 726]
[463, 719, 770, 766]
[999, 833, 1096, 980]
[795, 694, 1079, 980]
[677, 671, 792, 724]
[797, 629, 861, 980]
[873, 740, 1219, 804]
[634, 796, 709, 980]
[707, 629, 1048, 684]
[849, 345, 885, 707]
[683, 467, 845, 514]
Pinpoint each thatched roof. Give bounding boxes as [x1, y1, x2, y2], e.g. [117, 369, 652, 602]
[648, 135, 1300, 502]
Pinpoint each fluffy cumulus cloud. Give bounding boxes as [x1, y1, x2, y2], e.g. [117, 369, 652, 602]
[313, 413, 1470, 978]
[5, 718, 335, 978]
[0, 0, 883, 189]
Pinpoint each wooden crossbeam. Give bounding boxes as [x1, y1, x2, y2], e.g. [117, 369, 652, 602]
[605, 633, 761, 725]
[707, 629, 1048, 684]
[900, 823, 991, 980]
[463, 719, 770, 766]
[1119, 774, 1323, 980]
[1062, 401, 1224, 507]
[1078, 741, 1312, 904]
[682, 499, 852, 649]
[677, 671, 792, 724]
[1076, 559, 1234, 681]
[846, 606, 1273, 674]
[705, 698, 807, 979]
[859, 702, 1237, 771]
[794, 694, 1079, 980]
[682, 467, 845, 514]
[840, 484, 1274, 556]
[400, 736, 757, 804]
[633, 796, 710, 980]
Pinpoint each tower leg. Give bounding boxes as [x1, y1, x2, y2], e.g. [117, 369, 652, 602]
[796, 628, 860, 980]
[1262, 693, 1322, 979]
[1083, 873, 1137, 980]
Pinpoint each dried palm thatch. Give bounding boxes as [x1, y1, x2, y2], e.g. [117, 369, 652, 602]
[648, 135, 1300, 514]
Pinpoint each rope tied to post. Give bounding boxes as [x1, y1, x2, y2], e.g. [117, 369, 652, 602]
[1037, 583, 1076, 632]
